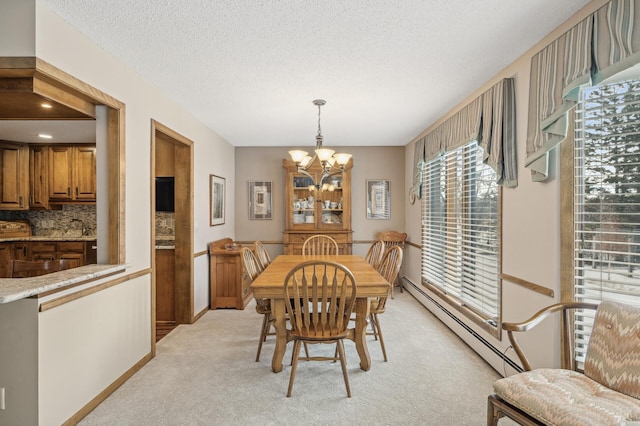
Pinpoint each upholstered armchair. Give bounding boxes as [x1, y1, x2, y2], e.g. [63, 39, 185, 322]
[488, 301, 640, 425]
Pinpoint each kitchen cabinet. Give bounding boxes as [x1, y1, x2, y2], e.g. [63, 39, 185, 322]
[31, 242, 57, 261]
[13, 242, 30, 260]
[29, 145, 49, 209]
[0, 243, 12, 277]
[0, 142, 30, 210]
[48, 145, 96, 202]
[208, 238, 252, 309]
[15, 240, 95, 266]
[283, 157, 353, 254]
[74, 146, 97, 200]
[57, 241, 86, 269]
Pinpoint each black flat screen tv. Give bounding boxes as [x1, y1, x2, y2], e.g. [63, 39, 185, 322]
[156, 177, 175, 212]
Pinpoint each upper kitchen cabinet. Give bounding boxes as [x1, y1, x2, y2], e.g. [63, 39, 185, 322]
[29, 145, 49, 209]
[0, 142, 30, 210]
[49, 145, 96, 202]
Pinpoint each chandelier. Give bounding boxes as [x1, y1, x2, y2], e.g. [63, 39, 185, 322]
[289, 99, 351, 190]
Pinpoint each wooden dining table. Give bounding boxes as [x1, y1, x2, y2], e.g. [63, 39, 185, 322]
[250, 254, 390, 373]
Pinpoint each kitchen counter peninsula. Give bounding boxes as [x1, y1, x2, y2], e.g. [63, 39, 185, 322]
[0, 263, 126, 304]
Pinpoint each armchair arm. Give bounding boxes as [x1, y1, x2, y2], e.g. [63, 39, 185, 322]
[503, 302, 598, 372]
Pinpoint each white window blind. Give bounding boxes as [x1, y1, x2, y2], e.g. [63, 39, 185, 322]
[421, 141, 500, 321]
[574, 79, 640, 362]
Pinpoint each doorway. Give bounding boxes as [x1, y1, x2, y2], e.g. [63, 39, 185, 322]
[151, 120, 194, 345]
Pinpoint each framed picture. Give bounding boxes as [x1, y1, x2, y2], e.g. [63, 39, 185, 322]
[249, 181, 272, 220]
[366, 179, 390, 220]
[210, 174, 225, 226]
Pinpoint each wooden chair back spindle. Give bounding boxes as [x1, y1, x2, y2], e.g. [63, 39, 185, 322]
[253, 240, 272, 270]
[302, 235, 339, 256]
[364, 239, 385, 269]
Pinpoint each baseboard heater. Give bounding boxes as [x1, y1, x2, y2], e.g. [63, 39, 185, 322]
[401, 276, 523, 373]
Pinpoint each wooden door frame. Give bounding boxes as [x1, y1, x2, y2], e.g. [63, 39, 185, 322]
[150, 120, 194, 349]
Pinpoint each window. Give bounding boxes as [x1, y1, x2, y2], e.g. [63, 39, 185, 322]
[421, 141, 500, 331]
[572, 79, 640, 362]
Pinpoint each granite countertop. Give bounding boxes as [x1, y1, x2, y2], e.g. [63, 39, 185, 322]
[155, 235, 175, 249]
[0, 236, 97, 242]
[0, 264, 128, 304]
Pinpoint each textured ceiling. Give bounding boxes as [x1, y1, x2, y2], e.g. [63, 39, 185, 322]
[36, 0, 592, 148]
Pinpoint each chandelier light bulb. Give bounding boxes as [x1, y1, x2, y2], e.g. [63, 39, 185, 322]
[315, 148, 335, 162]
[334, 153, 352, 165]
[289, 150, 308, 163]
[300, 155, 313, 168]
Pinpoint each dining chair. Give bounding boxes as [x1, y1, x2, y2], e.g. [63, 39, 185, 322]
[376, 230, 407, 297]
[9, 259, 68, 278]
[240, 247, 272, 362]
[253, 240, 271, 270]
[369, 245, 403, 361]
[284, 260, 357, 397]
[302, 234, 339, 255]
[364, 239, 385, 270]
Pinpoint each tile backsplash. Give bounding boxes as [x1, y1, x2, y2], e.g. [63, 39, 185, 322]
[0, 207, 175, 239]
[156, 211, 175, 237]
[0, 205, 97, 237]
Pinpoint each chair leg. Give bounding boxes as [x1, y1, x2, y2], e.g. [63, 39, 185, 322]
[336, 339, 351, 397]
[372, 313, 387, 362]
[290, 342, 311, 365]
[287, 340, 302, 397]
[369, 313, 379, 340]
[486, 394, 502, 426]
[256, 313, 269, 362]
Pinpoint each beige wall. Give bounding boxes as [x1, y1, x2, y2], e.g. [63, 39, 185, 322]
[234, 146, 405, 257]
[402, 0, 611, 374]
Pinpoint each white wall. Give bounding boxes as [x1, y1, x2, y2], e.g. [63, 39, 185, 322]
[0, 299, 39, 425]
[402, 0, 609, 374]
[38, 276, 151, 425]
[0, 0, 36, 56]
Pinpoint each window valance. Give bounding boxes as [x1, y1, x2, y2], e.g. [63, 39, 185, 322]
[411, 77, 517, 197]
[526, 0, 640, 181]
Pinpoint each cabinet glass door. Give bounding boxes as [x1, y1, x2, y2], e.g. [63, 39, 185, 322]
[319, 175, 343, 228]
[292, 175, 316, 227]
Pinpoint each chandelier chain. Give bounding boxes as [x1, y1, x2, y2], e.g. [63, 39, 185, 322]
[316, 102, 323, 148]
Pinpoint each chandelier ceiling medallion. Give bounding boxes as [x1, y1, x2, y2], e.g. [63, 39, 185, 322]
[289, 99, 352, 190]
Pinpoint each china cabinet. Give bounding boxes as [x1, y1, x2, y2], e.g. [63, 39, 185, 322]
[283, 157, 353, 254]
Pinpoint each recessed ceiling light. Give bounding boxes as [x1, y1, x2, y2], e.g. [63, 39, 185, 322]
[41, 103, 53, 109]
[38, 133, 53, 139]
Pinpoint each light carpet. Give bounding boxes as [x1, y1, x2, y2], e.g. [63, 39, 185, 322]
[79, 291, 505, 425]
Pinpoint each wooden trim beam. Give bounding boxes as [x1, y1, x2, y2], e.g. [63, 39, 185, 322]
[501, 273, 554, 298]
[32, 76, 95, 118]
[62, 352, 153, 425]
